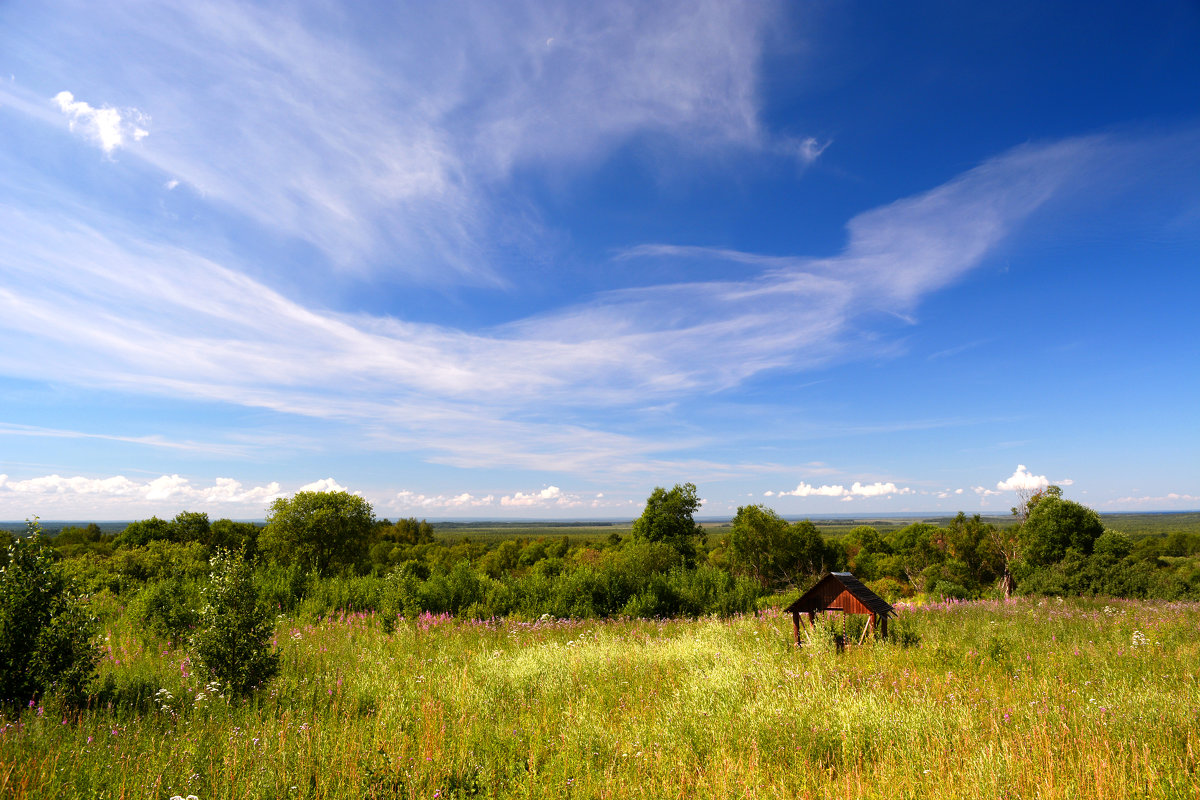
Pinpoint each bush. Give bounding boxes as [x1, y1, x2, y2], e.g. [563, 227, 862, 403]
[931, 580, 970, 600]
[191, 550, 280, 695]
[0, 521, 100, 705]
[133, 577, 200, 640]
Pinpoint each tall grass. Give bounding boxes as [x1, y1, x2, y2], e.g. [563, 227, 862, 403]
[2, 597, 1197, 799]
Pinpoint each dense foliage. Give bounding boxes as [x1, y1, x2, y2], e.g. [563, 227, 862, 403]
[259, 490, 375, 575]
[0, 521, 99, 706]
[191, 550, 280, 695]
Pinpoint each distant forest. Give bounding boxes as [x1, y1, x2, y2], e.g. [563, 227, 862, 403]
[4, 488, 1199, 631]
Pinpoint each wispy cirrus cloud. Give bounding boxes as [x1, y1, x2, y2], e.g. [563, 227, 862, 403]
[0, 133, 1152, 479]
[11, 0, 780, 284]
[0, 422, 251, 458]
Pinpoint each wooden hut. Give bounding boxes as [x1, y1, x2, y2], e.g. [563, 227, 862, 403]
[786, 572, 895, 648]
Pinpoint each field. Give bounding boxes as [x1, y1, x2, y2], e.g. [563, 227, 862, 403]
[2, 597, 1198, 799]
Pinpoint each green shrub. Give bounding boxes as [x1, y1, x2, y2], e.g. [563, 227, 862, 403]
[0, 521, 100, 705]
[133, 576, 200, 640]
[931, 580, 970, 600]
[191, 550, 280, 695]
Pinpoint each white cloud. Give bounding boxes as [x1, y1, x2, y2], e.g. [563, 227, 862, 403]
[779, 481, 847, 497]
[53, 91, 148, 155]
[0, 473, 282, 517]
[392, 490, 496, 510]
[298, 478, 350, 493]
[1057, 478, 1075, 486]
[996, 465, 1049, 492]
[781, 136, 831, 166]
[776, 480, 912, 499]
[973, 486, 1001, 496]
[1107, 492, 1200, 507]
[0, 110, 1167, 479]
[501, 486, 581, 507]
[849, 481, 912, 497]
[1, 474, 141, 496]
[29, 1, 779, 282]
[0, 422, 251, 457]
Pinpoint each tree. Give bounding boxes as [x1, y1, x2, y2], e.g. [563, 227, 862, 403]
[1019, 488, 1104, 567]
[210, 519, 261, 554]
[945, 512, 1002, 588]
[892, 523, 944, 594]
[171, 511, 212, 545]
[259, 491, 375, 576]
[381, 517, 435, 546]
[728, 505, 797, 588]
[843, 525, 891, 581]
[191, 549, 279, 695]
[0, 520, 99, 705]
[114, 516, 173, 548]
[630, 483, 705, 566]
[792, 519, 835, 577]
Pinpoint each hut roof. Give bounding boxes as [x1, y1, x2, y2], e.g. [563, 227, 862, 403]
[785, 572, 895, 618]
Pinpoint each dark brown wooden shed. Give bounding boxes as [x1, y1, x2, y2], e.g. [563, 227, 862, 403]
[786, 572, 895, 647]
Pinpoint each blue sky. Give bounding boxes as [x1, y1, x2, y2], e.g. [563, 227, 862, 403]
[1, 0, 1198, 521]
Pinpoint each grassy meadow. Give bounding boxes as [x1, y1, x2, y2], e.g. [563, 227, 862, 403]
[2, 596, 1198, 800]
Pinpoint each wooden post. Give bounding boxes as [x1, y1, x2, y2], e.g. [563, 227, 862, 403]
[792, 611, 801, 646]
[859, 613, 874, 646]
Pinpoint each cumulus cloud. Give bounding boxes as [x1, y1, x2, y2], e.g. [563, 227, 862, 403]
[973, 486, 1001, 496]
[779, 481, 847, 498]
[53, 91, 148, 154]
[996, 465, 1049, 492]
[776, 480, 912, 499]
[391, 486, 598, 511]
[501, 486, 582, 507]
[0, 473, 282, 516]
[298, 478, 350, 493]
[392, 490, 495, 510]
[850, 481, 911, 498]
